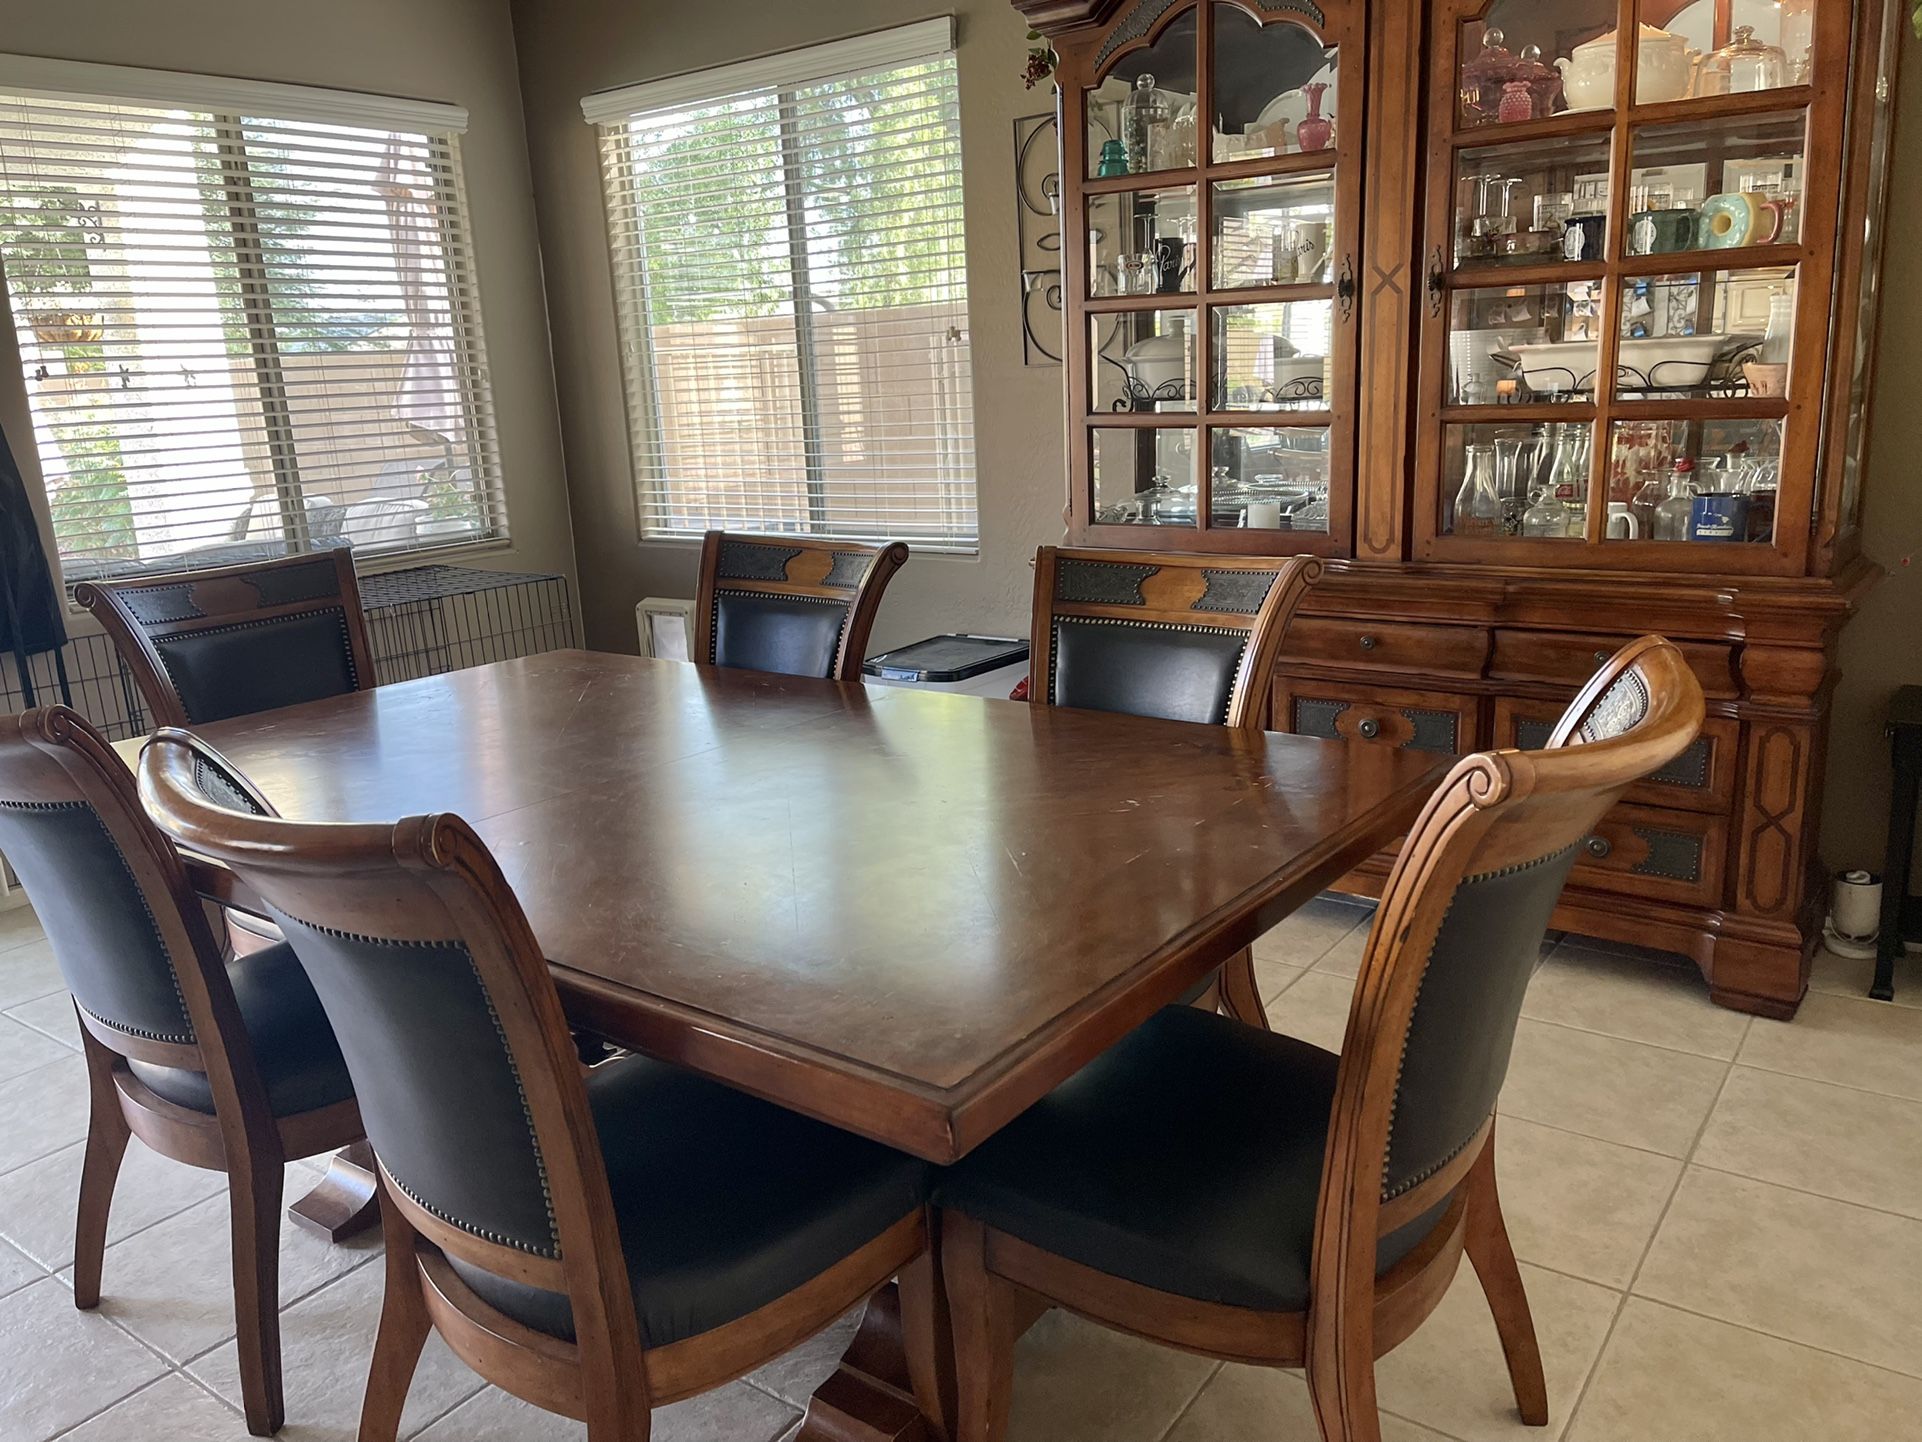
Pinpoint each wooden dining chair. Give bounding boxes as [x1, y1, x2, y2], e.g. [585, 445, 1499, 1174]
[76, 548, 375, 728]
[0, 707, 361, 1437]
[693, 531, 910, 681]
[1028, 546, 1323, 1026]
[139, 727, 948, 1442]
[935, 636, 1705, 1442]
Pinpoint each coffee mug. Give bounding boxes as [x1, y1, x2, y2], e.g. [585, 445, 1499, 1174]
[1688, 491, 1751, 542]
[1562, 214, 1607, 261]
[1627, 207, 1697, 256]
[1605, 502, 1641, 539]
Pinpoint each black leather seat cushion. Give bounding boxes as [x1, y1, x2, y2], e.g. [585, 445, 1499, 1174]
[450, 1053, 929, 1348]
[128, 942, 354, 1118]
[711, 591, 849, 678]
[1051, 618, 1247, 726]
[155, 610, 358, 723]
[938, 1005, 1442, 1311]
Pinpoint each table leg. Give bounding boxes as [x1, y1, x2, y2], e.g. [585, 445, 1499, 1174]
[796, 1284, 931, 1442]
[288, 1140, 380, 1242]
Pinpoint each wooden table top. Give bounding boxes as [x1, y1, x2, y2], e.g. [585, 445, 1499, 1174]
[128, 650, 1448, 1162]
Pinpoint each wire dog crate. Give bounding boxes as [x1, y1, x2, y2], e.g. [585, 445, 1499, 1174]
[0, 564, 576, 742]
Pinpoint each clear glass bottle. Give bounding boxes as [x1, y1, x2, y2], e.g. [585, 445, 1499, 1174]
[1631, 472, 1666, 538]
[1548, 422, 1588, 536]
[1521, 488, 1568, 538]
[1124, 75, 1166, 174]
[1452, 443, 1503, 538]
[1653, 457, 1696, 541]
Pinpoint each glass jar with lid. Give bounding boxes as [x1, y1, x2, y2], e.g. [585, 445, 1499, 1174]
[1696, 26, 1789, 97]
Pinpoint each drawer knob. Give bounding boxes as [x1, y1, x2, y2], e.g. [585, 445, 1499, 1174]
[1593, 649, 1611, 666]
[1359, 633, 1378, 651]
[1358, 717, 1382, 740]
[1584, 834, 1612, 859]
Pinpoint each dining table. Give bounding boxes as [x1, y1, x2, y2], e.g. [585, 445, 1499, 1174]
[123, 647, 1449, 1440]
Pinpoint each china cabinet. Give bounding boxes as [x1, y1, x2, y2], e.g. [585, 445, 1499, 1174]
[1013, 0, 1904, 1015]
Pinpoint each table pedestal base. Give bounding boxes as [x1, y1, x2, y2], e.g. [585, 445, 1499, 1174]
[797, 1285, 931, 1442]
[289, 1140, 380, 1241]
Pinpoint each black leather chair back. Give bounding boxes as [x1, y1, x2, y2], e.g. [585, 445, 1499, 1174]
[1049, 618, 1250, 725]
[694, 532, 909, 682]
[77, 550, 374, 728]
[712, 591, 850, 679]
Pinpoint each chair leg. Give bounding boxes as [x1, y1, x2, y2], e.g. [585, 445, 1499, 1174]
[1305, 1343, 1383, 1442]
[231, 1155, 286, 1437]
[359, 1181, 432, 1442]
[940, 1213, 1020, 1442]
[1219, 947, 1269, 1030]
[898, 1219, 956, 1442]
[72, 1030, 131, 1311]
[1463, 1129, 1549, 1427]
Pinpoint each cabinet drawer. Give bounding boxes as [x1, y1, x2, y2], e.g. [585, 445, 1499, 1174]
[1284, 619, 1490, 678]
[1489, 630, 1738, 699]
[1275, 680, 1480, 755]
[1493, 698, 1739, 814]
[1568, 803, 1726, 908]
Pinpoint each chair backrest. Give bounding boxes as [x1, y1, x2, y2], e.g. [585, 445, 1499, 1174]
[1310, 637, 1703, 1309]
[76, 549, 375, 727]
[1028, 548, 1320, 728]
[0, 708, 268, 1092]
[138, 727, 637, 1354]
[1546, 633, 1677, 748]
[691, 531, 909, 682]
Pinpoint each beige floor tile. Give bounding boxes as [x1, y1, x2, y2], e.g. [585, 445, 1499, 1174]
[1808, 941, 1921, 1009]
[1164, 1363, 1451, 1442]
[1737, 989, 1922, 1100]
[0, 906, 43, 951]
[0, 937, 62, 1011]
[745, 1305, 861, 1405]
[1250, 895, 1372, 970]
[1265, 968, 1356, 1052]
[1634, 1166, 1922, 1377]
[1568, 1298, 1922, 1442]
[70, 1185, 382, 1364]
[2, 991, 79, 1051]
[0, 1275, 168, 1442]
[0, 1235, 43, 1301]
[1253, 957, 1304, 1006]
[0, 1014, 69, 1085]
[0, 1055, 95, 1178]
[1374, 1261, 1618, 1441]
[56, 1373, 253, 1442]
[188, 1259, 484, 1437]
[412, 1378, 798, 1442]
[0, 1137, 227, 1270]
[1694, 1067, 1922, 1218]
[1492, 1116, 1682, 1288]
[1313, 921, 1371, 978]
[1500, 1019, 1728, 1157]
[1006, 1309, 1218, 1442]
[1525, 944, 1750, 1060]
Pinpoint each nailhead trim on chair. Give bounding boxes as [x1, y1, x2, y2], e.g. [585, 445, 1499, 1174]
[156, 608, 360, 721]
[1046, 616, 1250, 724]
[707, 589, 851, 671]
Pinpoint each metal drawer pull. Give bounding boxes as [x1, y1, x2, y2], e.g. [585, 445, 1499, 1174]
[1358, 717, 1382, 740]
[1593, 649, 1611, 665]
[1584, 834, 1613, 859]
[1359, 634, 1378, 651]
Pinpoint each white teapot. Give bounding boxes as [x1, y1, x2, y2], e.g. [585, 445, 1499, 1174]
[1556, 24, 1695, 110]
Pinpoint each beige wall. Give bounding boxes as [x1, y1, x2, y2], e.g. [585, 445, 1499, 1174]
[509, 0, 1064, 657]
[0, 0, 578, 601]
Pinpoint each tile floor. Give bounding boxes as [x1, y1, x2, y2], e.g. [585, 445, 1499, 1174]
[2, 895, 1919, 1441]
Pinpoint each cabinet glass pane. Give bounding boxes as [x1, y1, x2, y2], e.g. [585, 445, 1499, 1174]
[1084, 8, 1198, 179]
[1212, 173, 1336, 289]
[1091, 310, 1196, 414]
[1654, 0, 1816, 93]
[1093, 426, 1196, 525]
[1441, 421, 1592, 541]
[1213, 302, 1333, 411]
[1607, 417, 1783, 544]
[1456, 1, 1613, 127]
[1210, 5, 1338, 163]
[1611, 267, 1793, 400]
[1210, 428, 1330, 533]
[1088, 184, 1197, 298]
[1630, 114, 1807, 254]
[1454, 134, 1613, 267]
[1449, 281, 1603, 405]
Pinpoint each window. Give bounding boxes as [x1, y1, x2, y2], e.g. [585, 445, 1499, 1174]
[587, 20, 977, 551]
[0, 59, 505, 582]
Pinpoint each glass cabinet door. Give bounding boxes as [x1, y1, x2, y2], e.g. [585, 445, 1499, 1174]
[1414, 0, 1842, 574]
[1065, 0, 1361, 552]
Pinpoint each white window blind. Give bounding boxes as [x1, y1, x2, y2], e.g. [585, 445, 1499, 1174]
[0, 60, 505, 582]
[590, 23, 977, 551]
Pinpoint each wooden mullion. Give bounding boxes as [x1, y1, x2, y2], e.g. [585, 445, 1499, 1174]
[1587, 0, 1640, 549]
[1194, 0, 1217, 531]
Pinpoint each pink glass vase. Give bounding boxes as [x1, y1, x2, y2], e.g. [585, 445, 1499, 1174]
[1298, 82, 1332, 151]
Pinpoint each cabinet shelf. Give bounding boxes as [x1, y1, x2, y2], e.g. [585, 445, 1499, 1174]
[1081, 148, 1341, 195]
[1447, 87, 1816, 153]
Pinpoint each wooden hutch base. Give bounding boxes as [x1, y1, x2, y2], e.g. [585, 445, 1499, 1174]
[1276, 560, 1875, 1017]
